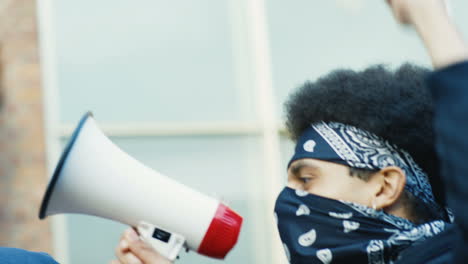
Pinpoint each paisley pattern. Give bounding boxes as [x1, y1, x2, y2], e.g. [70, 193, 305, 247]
[275, 187, 451, 264]
[289, 121, 445, 217]
[298, 229, 317, 247]
[317, 248, 333, 264]
[296, 204, 311, 216]
[279, 122, 452, 263]
[366, 240, 385, 264]
[343, 220, 360, 233]
[316, 122, 436, 208]
[329, 212, 353, 219]
[295, 189, 309, 197]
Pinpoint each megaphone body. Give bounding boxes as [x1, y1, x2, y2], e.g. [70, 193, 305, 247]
[39, 112, 242, 260]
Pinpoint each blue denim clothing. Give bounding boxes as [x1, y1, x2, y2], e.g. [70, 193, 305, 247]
[0, 247, 58, 264]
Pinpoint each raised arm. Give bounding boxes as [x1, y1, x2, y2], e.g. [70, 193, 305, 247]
[387, 0, 468, 69]
[388, 1, 468, 263]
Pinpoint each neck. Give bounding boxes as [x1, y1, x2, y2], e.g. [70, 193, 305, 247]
[384, 199, 419, 224]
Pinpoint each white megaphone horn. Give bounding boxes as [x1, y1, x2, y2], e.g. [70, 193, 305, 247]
[38, 112, 243, 261]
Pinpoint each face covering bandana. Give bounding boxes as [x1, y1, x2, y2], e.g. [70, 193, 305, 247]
[275, 122, 452, 263]
[275, 187, 448, 264]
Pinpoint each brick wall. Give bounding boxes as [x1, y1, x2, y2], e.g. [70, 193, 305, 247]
[0, 0, 53, 255]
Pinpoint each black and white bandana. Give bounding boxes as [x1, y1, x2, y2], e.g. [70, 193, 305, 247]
[288, 121, 441, 215]
[275, 122, 452, 264]
[274, 187, 449, 264]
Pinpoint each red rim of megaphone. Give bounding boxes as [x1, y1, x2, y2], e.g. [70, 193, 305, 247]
[197, 203, 243, 259]
[39, 111, 93, 219]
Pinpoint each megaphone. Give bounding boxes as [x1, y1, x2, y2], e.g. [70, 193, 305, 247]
[38, 112, 243, 261]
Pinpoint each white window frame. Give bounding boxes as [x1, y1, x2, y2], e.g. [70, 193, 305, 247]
[37, 0, 70, 263]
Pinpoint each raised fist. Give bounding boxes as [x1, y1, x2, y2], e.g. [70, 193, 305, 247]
[386, 0, 448, 25]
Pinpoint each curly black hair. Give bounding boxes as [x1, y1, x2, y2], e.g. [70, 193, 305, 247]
[284, 63, 445, 209]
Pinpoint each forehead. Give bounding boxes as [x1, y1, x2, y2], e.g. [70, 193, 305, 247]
[289, 159, 319, 169]
[289, 158, 338, 171]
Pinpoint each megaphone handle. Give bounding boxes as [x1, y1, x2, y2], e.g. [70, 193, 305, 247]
[137, 221, 186, 261]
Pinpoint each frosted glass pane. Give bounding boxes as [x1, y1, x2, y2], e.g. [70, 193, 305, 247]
[59, 136, 273, 264]
[54, 0, 254, 123]
[266, 1, 432, 119]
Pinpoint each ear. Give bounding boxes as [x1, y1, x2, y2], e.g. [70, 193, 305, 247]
[372, 166, 406, 210]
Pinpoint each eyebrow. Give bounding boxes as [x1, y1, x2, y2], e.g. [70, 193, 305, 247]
[289, 160, 320, 177]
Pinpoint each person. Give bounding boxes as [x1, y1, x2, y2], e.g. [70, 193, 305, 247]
[110, 0, 468, 263]
[391, 0, 468, 262]
[0, 247, 58, 264]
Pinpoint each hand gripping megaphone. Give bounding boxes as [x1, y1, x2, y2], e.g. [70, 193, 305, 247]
[38, 112, 243, 261]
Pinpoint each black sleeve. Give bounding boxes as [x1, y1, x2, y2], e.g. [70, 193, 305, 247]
[427, 61, 468, 262]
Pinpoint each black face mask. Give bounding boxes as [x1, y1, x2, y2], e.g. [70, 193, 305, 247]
[274, 187, 449, 264]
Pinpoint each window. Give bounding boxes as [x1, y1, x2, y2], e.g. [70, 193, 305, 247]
[39, 1, 468, 263]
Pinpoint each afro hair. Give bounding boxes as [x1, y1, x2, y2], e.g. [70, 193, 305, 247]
[284, 63, 445, 205]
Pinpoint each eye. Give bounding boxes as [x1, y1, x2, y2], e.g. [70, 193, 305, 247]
[299, 177, 313, 184]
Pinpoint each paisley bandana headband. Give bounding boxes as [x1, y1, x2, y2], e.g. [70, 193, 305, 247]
[288, 122, 441, 214]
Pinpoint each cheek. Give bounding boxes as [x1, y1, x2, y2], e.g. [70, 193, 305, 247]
[286, 176, 303, 190]
[309, 180, 348, 199]
[309, 177, 371, 205]
[334, 179, 372, 205]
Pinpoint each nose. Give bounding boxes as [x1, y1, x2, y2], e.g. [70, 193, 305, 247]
[286, 178, 301, 190]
